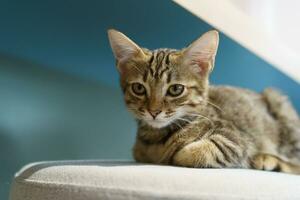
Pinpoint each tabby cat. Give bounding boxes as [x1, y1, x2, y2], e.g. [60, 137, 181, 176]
[108, 29, 300, 174]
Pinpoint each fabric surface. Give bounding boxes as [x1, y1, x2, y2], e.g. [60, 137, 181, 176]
[10, 160, 300, 200]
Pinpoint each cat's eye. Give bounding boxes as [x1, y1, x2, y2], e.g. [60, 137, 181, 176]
[131, 83, 146, 96]
[167, 84, 184, 97]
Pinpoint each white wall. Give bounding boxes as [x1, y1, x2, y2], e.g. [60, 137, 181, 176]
[174, 0, 300, 83]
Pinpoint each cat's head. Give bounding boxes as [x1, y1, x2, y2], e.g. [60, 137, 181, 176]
[108, 29, 219, 128]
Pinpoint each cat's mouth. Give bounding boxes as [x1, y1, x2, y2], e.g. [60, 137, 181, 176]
[136, 108, 186, 129]
[143, 113, 181, 129]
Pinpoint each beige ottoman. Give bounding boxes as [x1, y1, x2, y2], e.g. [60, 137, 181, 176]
[10, 160, 300, 200]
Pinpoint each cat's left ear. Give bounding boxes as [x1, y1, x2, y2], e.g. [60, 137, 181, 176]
[108, 29, 145, 67]
[182, 30, 219, 76]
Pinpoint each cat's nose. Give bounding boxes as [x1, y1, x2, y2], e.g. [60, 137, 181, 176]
[148, 110, 162, 119]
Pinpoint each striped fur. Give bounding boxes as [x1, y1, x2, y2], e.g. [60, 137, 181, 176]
[108, 29, 300, 174]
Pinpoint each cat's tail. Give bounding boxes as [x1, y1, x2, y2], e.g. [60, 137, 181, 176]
[262, 88, 299, 122]
[263, 88, 300, 160]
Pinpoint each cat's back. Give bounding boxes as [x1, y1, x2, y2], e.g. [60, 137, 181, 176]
[208, 85, 262, 113]
[208, 85, 278, 139]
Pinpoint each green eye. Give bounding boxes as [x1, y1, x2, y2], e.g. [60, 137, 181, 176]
[167, 84, 184, 97]
[131, 83, 146, 95]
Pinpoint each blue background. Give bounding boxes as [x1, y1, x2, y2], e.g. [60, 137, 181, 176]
[0, 0, 299, 199]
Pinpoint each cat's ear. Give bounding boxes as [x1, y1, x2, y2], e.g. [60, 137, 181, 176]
[182, 30, 219, 76]
[108, 29, 145, 66]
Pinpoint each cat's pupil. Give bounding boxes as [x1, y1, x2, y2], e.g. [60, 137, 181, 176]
[174, 85, 180, 91]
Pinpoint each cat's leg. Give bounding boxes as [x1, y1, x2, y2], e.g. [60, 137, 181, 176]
[172, 125, 248, 168]
[251, 153, 300, 174]
[133, 140, 151, 163]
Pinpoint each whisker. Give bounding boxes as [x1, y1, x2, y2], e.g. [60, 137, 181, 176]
[165, 110, 175, 115]
[127, 107, 146, 117]
[204, 100, 225, 113]
[173, 122, 184, 131]
[187, 112, 214, 126]
[177, 118, 191, 123]
[177, 117, 202, 133]
[177, 117, 193, 124]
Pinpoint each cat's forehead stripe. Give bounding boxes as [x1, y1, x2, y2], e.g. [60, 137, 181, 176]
[155, 51, 165, 78]
[146, 49, 175, 81]
[159, 66, 169, 79]
[148, 53, 155, 67]
[143, 70, 148, 82]
[167, 72, 172, 83]
[165, 53, 171, 65]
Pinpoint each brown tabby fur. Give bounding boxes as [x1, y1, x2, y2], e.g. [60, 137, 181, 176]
[108, 29, 300, 174]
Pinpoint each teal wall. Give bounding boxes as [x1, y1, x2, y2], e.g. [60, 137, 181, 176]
[0, 56, 136, 199]
[0, 0, 299, 199]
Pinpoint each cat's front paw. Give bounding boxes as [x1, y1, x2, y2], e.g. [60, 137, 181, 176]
[251, 153, 282, 172]
[172, 137, 241, 168]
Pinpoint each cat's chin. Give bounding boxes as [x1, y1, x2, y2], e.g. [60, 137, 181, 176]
[144, 119, 173, 129]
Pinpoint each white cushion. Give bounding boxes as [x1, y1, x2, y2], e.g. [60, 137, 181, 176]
[10, 160, 300, 200]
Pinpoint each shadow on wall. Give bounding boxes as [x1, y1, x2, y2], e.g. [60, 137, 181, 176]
[0, 54, 136, 199]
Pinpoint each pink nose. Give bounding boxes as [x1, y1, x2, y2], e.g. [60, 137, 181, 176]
[148, 110, 162, 119]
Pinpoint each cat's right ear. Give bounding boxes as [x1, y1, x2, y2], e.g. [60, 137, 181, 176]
[108, 29, 145, 71]
[182, 30, 219, 76]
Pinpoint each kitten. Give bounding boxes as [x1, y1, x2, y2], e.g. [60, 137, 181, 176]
[108, 29, 300, 174]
